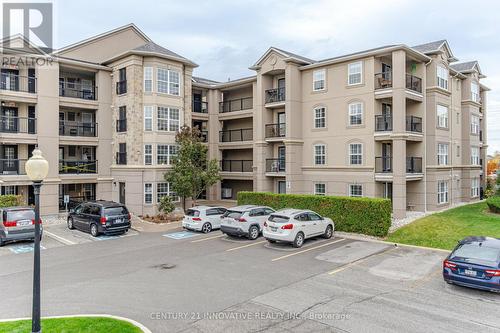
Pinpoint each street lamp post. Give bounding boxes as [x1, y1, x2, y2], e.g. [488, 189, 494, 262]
[25, 149, 49, 333]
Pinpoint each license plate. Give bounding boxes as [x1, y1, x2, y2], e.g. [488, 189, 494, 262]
[17, 220, 31, 227]
[270, 227, 277, 232]
[464, 269, 477, 277]
[114, 219, 123, 224]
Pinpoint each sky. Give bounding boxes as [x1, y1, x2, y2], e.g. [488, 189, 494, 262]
[53, 0, 499, 153]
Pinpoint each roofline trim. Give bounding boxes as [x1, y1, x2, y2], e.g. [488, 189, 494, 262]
[102, 49, 198, 67]
[252, 47, 313, 68]
[193, 75, 257, 89]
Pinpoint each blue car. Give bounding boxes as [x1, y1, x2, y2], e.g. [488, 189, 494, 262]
[443, 236, 500, 293]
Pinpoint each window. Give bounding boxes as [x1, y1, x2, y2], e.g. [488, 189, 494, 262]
[349, 184, 363, 197]
[68, 146, 76, 157]
[144, 144, 152, 165]
[349, 143, 362, 165]
[348, 61, 362, 85]
[437, 65, 448, 90]
[144, 106, 153, 131]
[314, 183, 326, 196]
[471, 82, 480, 103]
[1, 186, 17, 195]
[314, 107, 326, 128]
[471, 147, 480, 165]
[169, 108, 180, 131]
[313, 69, 326, 91]
[157, 182, 168, 203]
[157, 144, 178, 165]
[437, 105, 449, 128]
[169, 70, 180, 96]
[314, 144, 326, 165]
[349, 102, 363, 125]
[438, 181, 448, 204]
[470, 115, 480, 134]
[157, 106, 169, 131]
[437, 143, 449, 165]
[157, 68, 180, 95]
[157, 68, 168, 94]
[144, 183, 152, 204]
[144, 67, 153, 92]
[471, 178, 480, 197]
[157, 107, 180, 132]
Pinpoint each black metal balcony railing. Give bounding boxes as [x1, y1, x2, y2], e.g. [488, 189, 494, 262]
[1, 73, 37, 93]
[219, 97, 253, 113]
[406, 157, 422, 173]
[374, 115, 392, 132]
[0, 116, 37, 134]
[199, 130, 208, 143]
[219, 128, 253, 142]
[374, 72, 392, 89]
[59, 194, 96, 210]
[266, 158, 285, 173]
[406, 74, 422, 93]
[221, 160, 253, 172]
[59, 122, 98, 137]
[59, 160, 97, 174]
[265, 87, 285, 104]
[193, 100, 208, 113]
[265, 123, 286, 138]
[0, 159, 27, 175]
[59, 81, 97, 100]
[406, 116, 423, 133]
[116, 119, 127, 132]
[116, 80, 127, 95]
[375, 157, 392, 173]
[116, 152, 127, 165]
[480, 130, 483, 142]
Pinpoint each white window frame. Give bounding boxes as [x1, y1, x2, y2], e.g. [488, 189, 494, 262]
[470, 115, 480, 135]
[314, 107, 326, 128]
[157, 68, 180, 96]
[168, 70, 180, 96]
[2, 185, 17, 195]
[471, 82, 480, 103]
[437, 143, 449, 165]
[437, 181, 448, 204]
[348, 61, 362, 85]
[157, 68, 169, 94]
[313, 69, 326, 91]
[349, 184, 363, 197]
[314, 183, 326, 196]
[144, 67, 153, 93]
[349, 102, 363, 125]
[471, 147, 480, 165]
[169, 108, 180, 132]
[471, 178, 480, 198]
[144, 106, 153, 131]
[157, 106, 180, 132]
[437, 65, 448, 90]
[314, 144, 326, 165]
[349, 143, 363, 165]
[144, 144, 152, 165]
[144, 183, 153, 204]
[437, 105, 449, 128]
[157, 144, 178, 165]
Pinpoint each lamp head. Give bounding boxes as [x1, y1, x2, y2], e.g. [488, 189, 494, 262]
[25, 148, 49, 182]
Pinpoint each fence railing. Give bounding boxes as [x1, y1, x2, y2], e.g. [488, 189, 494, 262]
[374, 115, 392, 132]
[221, 160, 253, 172]
[0, 116, 36, 134]
[116, 119, 127, 132]
[374, 72, 392, 90]
[219, 128, 253, 142]
[406, 116, 422, 133]
[193, 100, 208, 113]
[266, 158, 285, 173]
[219, 97, 253, 113]
[375, 157, 392, 173]
[1, 73, 36, 93]
[59, 160, 97, 174]
[59, 122, 98, 137]
[265, 123, 286, 138]
[406, 157, 422, 173]
[0, 159, 27, 175]
[59, 81, 97, 100]
[265, 87, 285, 104]
[406, 74, 422, 93]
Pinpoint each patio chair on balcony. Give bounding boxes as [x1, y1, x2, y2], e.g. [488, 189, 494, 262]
[377, 76, 391, 89]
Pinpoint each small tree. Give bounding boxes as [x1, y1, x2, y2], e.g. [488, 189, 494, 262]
[165, 126, 220, 210]
[158, 195, 175, 214]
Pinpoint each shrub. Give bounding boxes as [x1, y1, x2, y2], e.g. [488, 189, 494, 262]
[237, 192, 392, 237]
[486, 196, 500, 214]
[0, 195, 21, 208]
[158, 196, 175, 214]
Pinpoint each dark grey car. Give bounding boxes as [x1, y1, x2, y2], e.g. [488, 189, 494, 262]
[0, 207, 41, 246]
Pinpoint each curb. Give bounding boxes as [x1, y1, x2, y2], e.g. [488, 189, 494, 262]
[0, 314, 152, 333]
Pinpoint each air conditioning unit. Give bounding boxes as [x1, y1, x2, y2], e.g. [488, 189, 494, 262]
[221, 188, 232, 199]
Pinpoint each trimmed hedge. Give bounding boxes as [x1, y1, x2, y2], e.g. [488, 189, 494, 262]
[486, 196, 500, 214]
[237, 192, 392, 237]
[0, 195, 21, 208]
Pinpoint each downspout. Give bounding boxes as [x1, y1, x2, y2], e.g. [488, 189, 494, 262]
[423, 58, 432, 213]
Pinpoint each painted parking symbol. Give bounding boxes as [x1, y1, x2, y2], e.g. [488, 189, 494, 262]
[9, 244, 46, 254]
[163, 231, 199, 240]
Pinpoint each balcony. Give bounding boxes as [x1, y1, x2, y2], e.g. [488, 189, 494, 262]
[374, 72, 392, 90]
[59, 160, 97, 174]
[265, 123, 286, 138]
[116, 80, 127, 95]
[265, 88, 285, 104]
[375, 157, 392, 173]
[374, 115, 392, 132]
[219, 128, 253, 142]
[221, 160, 253, 173]
[0, 159, 26, 175]
[406, 157, 422, 173]
[116, 152, 127, 165]
[116, 119, 127, 132]
[59, 121, 98, 137]
[219, 97, 253, 113]
[199, 130, 208, 143]
[1, 73, 36, 93]
[60, 82, 97, 100]
[266, 158, 285, 173]
[0, 117, 36, 134]
[193, 100, 208, 113]
[406, 74, 422, 93]
[406, 116, 422, 133]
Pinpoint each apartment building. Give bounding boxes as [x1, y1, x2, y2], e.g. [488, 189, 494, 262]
[0, 24, 488, 218]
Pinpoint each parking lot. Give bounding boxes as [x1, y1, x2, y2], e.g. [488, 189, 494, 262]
[0, 222, 498, 332]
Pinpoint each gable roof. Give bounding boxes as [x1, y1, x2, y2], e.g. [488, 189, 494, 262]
[412, 39, 458, 62]
[251, 46, 315, 69]
[450, 61, 485, 78]
[0, 34, 53, 57]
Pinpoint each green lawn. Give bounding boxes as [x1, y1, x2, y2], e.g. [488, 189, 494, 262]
[0, 317, 143, 333]
[387, 202, 500, 250]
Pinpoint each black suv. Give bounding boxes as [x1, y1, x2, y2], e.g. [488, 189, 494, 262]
[67, 201, 131, 237]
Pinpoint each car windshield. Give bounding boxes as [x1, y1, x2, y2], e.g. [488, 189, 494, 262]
[104, 206, 128, 216]
[186, 209, 200, 217]
[268, 215, 290, 223]
[224, 210, 242, 219]
[451, 244, 500, 266]
[7, 210, 35, 221]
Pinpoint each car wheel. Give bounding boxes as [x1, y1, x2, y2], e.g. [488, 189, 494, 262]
[67, 217, 75, 230]
[323, 225, 333, 239]
[248, 226, 259, 240]
[201, 223, 212, 234]
[293, 232, 305, 248]
[90, 224, 99, 237]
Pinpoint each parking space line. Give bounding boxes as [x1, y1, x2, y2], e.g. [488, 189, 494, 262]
[271, 238, 346, 262]
[190, 234, 225, 243]
[226, 240, 267, 252]
[44, 230, 76, 245]
[328, 245, 398, 275]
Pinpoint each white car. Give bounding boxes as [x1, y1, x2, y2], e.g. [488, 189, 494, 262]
[182, 206, 227, 233]
[220, 205, 275, 240]
[263, 209, 334, 248]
